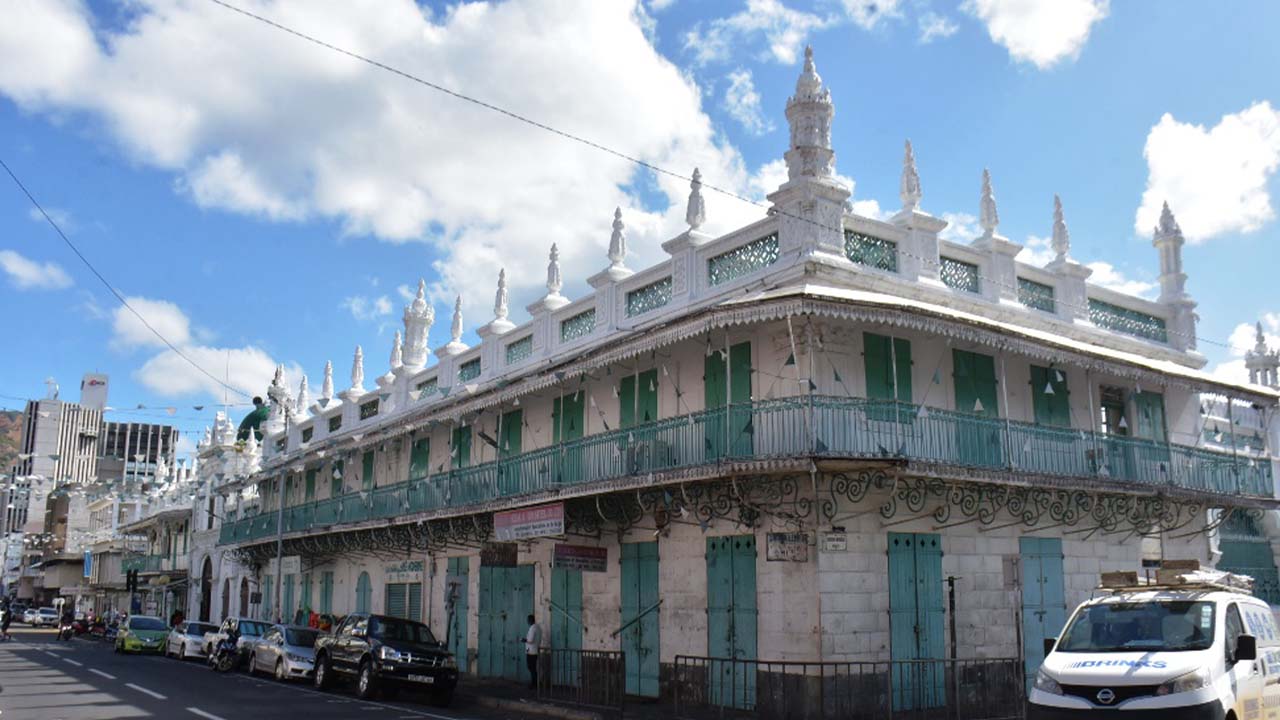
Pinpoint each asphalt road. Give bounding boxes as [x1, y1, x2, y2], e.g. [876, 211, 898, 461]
[0, 627, 539, 720]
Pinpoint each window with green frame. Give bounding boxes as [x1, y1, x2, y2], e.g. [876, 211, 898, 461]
[619, 369, 659, 427]
[1133, 391, 1167, 442]
[409, 436, 430, 480]
[1029, 365, 1070, 427]
[330, 459, 344, 497]
[361, 450, 375, 492]
[863, 332, 912, 414]
[952, 349, 999, 418]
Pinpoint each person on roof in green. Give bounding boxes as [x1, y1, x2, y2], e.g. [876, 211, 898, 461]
[237, 396, 270, 441]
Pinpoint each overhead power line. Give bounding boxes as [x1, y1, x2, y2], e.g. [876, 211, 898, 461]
[0, 157, 254, 400]
[207, 0, 1252, 357]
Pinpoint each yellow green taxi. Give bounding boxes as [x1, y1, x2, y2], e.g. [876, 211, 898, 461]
[115, 615, 170, 654]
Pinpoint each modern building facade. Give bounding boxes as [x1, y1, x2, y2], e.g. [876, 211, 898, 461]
[208, 49, 1279, 708]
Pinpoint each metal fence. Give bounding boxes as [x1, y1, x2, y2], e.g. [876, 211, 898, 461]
[672, 656, 1025, 720]
[537, 648, 626, 716]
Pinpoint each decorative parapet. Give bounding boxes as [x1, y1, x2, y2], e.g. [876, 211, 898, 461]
[625, 276, 673, 318]
[940, 257, 980, 294]
[1088, 298, 1169, 344]
[707, 233, 780, 287]
[845, 230, 898, 273]
[1018, 277, 1056, 314]
[560, 308, 597, 343]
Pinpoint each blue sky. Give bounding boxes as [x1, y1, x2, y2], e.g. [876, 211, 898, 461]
[2, 0, 1279, 454]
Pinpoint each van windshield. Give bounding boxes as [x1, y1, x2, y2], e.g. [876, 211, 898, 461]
[1057, 601, 1215, 652]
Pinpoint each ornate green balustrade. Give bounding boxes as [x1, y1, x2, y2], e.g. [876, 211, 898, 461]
[219, 396, 1273, 545]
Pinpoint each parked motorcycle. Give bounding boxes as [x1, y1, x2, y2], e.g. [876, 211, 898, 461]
[210, 632, 241, 673]
[57, 622, 74, 641]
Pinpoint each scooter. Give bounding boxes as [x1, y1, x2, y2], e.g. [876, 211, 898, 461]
[57, 621, 74, 641]
[210, 633, 241, 673]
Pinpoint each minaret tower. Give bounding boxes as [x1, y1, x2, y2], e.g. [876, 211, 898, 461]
[1152, 202, 1199, 352]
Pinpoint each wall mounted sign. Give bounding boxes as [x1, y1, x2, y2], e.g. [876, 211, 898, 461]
[766, 532, 810, 562]
[480, 542, 518, 567]
[385, 560, 424, 583]
[553, 544, 608, 573]
[494, 502, 565, 541]
[820, 532, 847, 553]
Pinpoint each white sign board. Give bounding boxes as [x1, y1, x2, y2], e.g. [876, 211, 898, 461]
[821, 532, 847, 553]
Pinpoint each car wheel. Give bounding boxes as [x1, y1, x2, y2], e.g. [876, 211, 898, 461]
[275, 659, 286, 682]
[356, 660, 378, 701]
[314, 654, 331, 690]
[429, 690, 454, 708]
[248, 653, 257, 675]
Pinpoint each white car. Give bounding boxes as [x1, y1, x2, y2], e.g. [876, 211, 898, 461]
[21, 608, 38, 624]
[32, 607, 58, 627]
[166, 620, 217, 660]
[203, 616, 271, 665]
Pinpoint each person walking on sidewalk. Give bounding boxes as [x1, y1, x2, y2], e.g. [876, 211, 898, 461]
[523, 614, 541, 690]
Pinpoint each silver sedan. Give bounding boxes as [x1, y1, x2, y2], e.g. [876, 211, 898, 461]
[166, 621, 218, 660]
[248, 624, 319, 682]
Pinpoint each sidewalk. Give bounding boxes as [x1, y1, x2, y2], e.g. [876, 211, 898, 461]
[456, 676, 669, 720]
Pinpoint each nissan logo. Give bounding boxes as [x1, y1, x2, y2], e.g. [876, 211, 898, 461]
[1096, 688, 1116, 705]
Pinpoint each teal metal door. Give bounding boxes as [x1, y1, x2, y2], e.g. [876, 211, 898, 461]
[1219, 514, 1280, 605]
[550, 567, 584, 685]
[478, 565, 534, 681]
[355, 571, 371, 614]
[620, 542, 660, 697]
[446, 557, 469, 673]
[1020, 537, 1065, 696]
[887, 532, 945, 710]
[706, 535, 758, 709]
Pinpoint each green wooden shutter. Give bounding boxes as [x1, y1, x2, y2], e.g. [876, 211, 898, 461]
[283, 573, 295, 621]
[386, 583, 407, 619]
[620, 369, 659, 428]
[863, 333, 912, 402]
[452, 426, 472, 469]
[1030, 365, 1070, 427]
[320, 571, 333, 614]
[619, 375, 637, 429]
[552, 391, 586, 443]
[953, 349, 998, 417]
[361, 451, 375, 491]
[410, 437, 431, 479]
[499, 409, 522, 457]
[356, 572, 371, 614]
[1134, 391, 1167, 441]
[301, 572, 312, 613]
[331, 460, 344, 497]
[304, 469, 316, 502]
[263, 576, 273, 620]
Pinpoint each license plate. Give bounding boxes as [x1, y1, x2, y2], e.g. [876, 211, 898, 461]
[407, 674, 434, 684]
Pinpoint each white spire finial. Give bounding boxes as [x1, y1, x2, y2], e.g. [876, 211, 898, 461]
[350, 346, 364, 391]
[608, 207, 627, 270]
[980, 168, 999, 236]
[547, 243, 563, 295]
[796, 45, 821, 96]
[784, 45, 835, 181]
[686, 168, 706, 230]
[900, 140, 921, 212]
[1051, 194, 1070, 262]
[295, 375, 310, 416]
[450, 295, 463, 343]
[321, 361, 334, 400]
[390, 330, 403, 369]
[1156, 200, 1181, 238]
[1257, 322, 1268, 349]
[401, 279, 434, 369]
[494, 269, 509, 321]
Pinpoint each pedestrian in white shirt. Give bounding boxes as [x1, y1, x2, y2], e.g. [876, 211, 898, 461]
[523, 614, 541, 689]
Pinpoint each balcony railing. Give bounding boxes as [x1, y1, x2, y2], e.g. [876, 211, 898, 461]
[219, 396, 1274, 545]
[121, 554, 187, 573]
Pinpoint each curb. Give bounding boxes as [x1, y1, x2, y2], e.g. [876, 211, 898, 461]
[464, 693, 606, 720]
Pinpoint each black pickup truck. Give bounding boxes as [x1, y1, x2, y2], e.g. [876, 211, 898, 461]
[313, 613, 458, 706]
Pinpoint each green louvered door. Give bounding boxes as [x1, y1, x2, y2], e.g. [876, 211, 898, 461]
[320, 571, 333, 614]
[704, 342, 752, 461]
[446, 557, 469, 673]
[620, 542, 660, 697]
[553, 391, 586, 485]
[355, 571, 371, 614]
[282, 574, 295, 624]
[549, 567, 583, 686]
[478, 565, 534, 681]
[1133, 391, 1170, 479]
[1020, 537, 1066, 696]
[620, 369, 660, 473]
[498, 409, 523, 495]
[952, 349, 1004, 468]
[888, 532, 945, 711]
[864, 332, 912, 424]
[706, 535, 758, 709]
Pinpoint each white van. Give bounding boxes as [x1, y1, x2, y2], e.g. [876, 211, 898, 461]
[1030, 586, 1279, 719]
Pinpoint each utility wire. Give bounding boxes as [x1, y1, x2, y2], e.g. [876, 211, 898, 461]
[0, 157, 253, 400]
[207, 0, 1262, 357]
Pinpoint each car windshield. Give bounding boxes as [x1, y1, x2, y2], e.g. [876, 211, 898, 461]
[186, 623, 215, 636]
[39, 608, 56, 615]
[1057, 600, 1216, 652]
[285, 629, 319, 648]
[130, 617, 167, 631]
[369, 616, 437, 645]
[238, 621, 269, 637]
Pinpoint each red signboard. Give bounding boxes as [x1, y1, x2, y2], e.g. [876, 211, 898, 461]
[494, 502, 565, 541]
[553, 544, 608, 572]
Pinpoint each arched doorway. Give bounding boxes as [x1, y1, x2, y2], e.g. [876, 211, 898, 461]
[221, 579, 230, 622]
[355, 572, 371, 613]
[199, 557, 213, 622]
[240, 578, 250, 616]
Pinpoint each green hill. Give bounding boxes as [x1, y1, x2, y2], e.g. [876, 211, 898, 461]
[0, 410, 22, 472]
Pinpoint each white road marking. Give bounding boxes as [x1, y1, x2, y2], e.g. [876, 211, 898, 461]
[63, 657, 83, 667]
[89, 668, 117, 679]
[186, 708, 228, 720]
[125, 682, 167, 700]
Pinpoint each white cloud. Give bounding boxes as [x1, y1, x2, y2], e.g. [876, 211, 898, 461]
[111, 296, 192, 350]
[1017, 235, 1056, 266]
[648, 0, 677, 10]
[342, 295, 393, 322]
[1210, 313, 1280, 384]
[396, 284, 416, 302]
[1084, 261, 1156, 299]
[939, 212, 979, 242]
[1135, 102, 1280, 242]
[27, 206, 75, 231]
[685, 0, 833, 65]
[917, 11, 959, 43]
[0, 249, 73, 290]
[963, 0, 1108, 69]
[746, 158, 885, 219]
[0, 0, 762, 325]
[135, 343, 301, 401]
[722, 69, 773, 136]
[839, 0, 903, 30]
